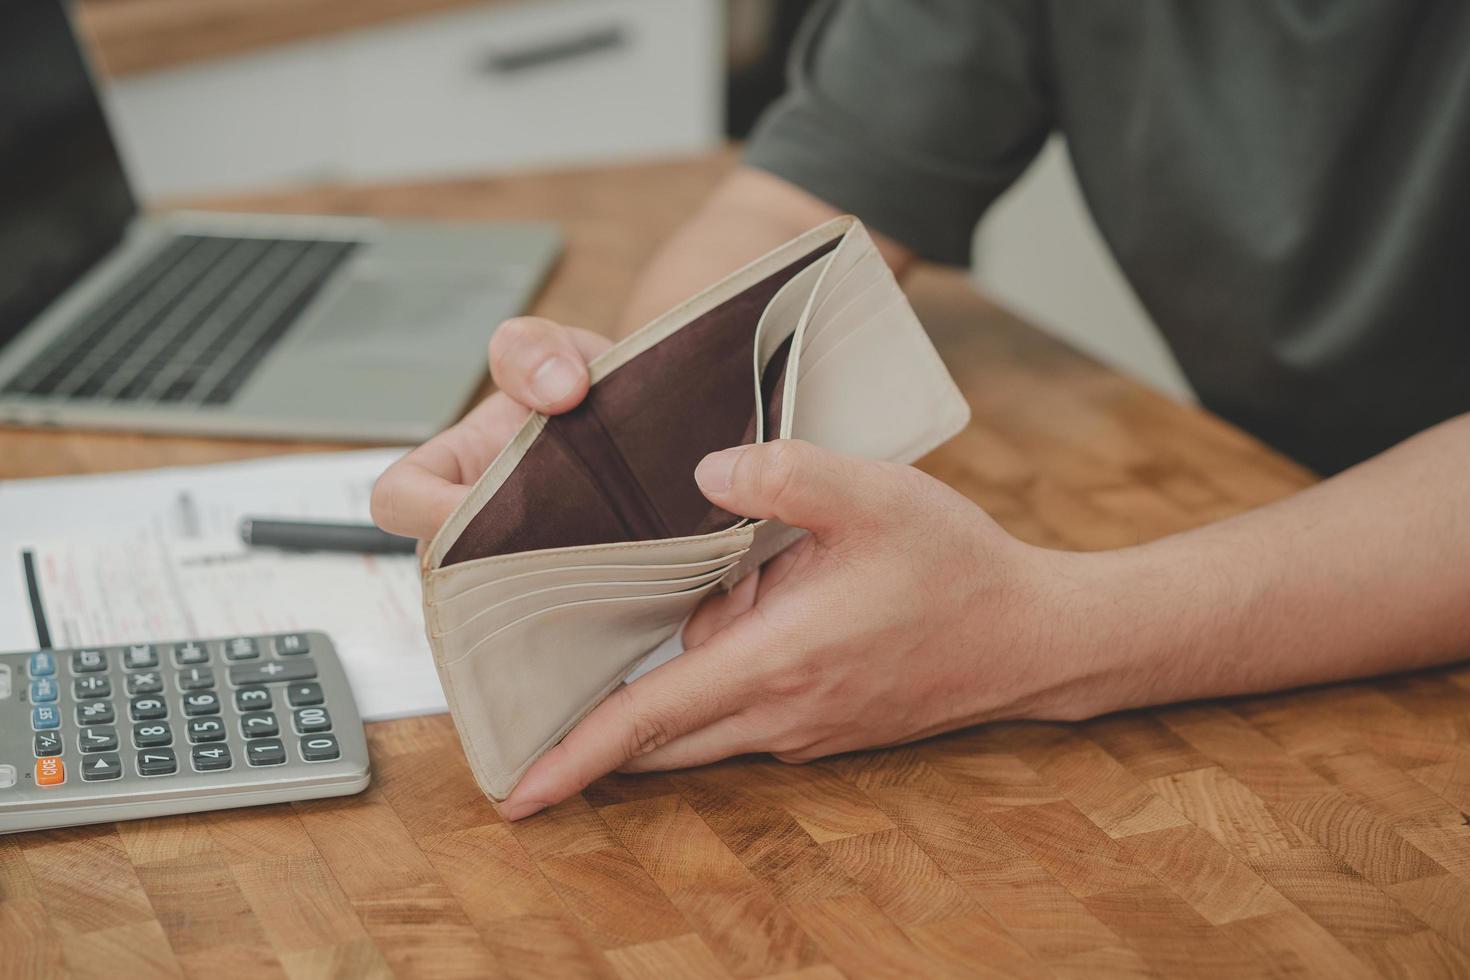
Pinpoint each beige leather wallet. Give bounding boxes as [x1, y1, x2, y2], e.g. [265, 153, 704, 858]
[421, 217, 970, 801]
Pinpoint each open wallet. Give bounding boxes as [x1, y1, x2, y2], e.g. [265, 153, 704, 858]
[421, 216, 971, 802]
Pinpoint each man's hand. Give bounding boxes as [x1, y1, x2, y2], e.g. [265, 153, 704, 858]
[498, 439, 1089, 820]
[371, 317, 610, 541]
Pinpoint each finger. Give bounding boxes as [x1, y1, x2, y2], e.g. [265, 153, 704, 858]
[371, 392, 532, 541]
[619, 711, 763, 773]
[694, 439, 889, 539]
[488, 317, 610, 414]
[499, 617, 766, 820]
[371, 444, 472, 540]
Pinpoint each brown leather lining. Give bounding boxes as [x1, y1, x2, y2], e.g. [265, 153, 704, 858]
[441, 240, 836, 566]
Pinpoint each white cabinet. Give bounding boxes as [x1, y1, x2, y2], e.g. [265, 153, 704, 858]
[99, 0, 724, 200]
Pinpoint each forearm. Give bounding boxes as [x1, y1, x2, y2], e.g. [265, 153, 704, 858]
[1048, 413, 1470, 719]
[615, 166, 913, 335]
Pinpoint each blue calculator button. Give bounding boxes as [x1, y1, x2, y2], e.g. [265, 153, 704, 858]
[32, 704, 61, 730]
[29, 652, 55, 677]
[29, 677, 58, 702]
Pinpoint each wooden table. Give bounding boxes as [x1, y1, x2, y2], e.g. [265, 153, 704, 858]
[4, 155, 1470, 979]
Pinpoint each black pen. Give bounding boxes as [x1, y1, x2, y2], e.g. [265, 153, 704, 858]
[239, 518, 418, 555]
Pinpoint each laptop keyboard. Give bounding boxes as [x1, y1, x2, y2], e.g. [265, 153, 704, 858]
[2, 234, 360, 406]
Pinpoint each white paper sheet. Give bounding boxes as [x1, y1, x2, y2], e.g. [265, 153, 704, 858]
[0, 449, 446, 721]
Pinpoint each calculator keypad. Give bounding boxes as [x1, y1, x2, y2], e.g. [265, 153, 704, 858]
[4, 633, 364, 830]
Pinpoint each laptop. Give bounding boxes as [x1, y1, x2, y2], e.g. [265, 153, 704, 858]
[0, 2, 560, 442]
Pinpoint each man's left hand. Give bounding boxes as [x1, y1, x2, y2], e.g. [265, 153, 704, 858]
[499, 439, 1097, 820]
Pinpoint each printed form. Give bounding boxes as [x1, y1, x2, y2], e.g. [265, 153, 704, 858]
[0, 449, 445, 721]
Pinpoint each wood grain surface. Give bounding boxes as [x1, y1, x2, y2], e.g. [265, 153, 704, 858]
[4, 155, 1470, 979]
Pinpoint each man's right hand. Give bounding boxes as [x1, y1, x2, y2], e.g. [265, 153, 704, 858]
[371, 316, 611, 543]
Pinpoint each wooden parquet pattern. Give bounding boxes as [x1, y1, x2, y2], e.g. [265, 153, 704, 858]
[4, 155, 1470, 978]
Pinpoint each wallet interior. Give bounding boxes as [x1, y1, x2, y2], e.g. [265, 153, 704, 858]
[441, 240, 838, 566]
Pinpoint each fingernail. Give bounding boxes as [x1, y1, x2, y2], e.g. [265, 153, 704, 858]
[695, 447, 744, 494]
[530, 356, 580, 408]
[500, 796, 548, 821]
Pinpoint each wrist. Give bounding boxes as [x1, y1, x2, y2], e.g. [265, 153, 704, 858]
[989, 541, 1202, 723]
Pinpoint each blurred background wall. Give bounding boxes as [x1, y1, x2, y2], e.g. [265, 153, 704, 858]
[76, 0, 1186, 398]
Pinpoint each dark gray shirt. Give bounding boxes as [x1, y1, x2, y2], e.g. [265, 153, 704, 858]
[745, 1, 1470, 474]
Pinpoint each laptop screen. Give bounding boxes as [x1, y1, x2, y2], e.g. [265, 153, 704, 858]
[0, 1, 135, 353]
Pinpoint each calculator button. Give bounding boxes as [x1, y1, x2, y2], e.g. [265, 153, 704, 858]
[245, 739, 287, 767]
[136, 749, 178, 777]
[173, 642, 209, 666]
[81, 753, 122, 781]
[77, 701, 115, 726]
[71, 649, 106, 673]
[183, 691, 221, 716]
[293, 707, 332, 734]
[286, 682, 323, 708]
[192, 744, 232, 772]
[126, 671, 163, 696]
[79, 726, 119, 753]
[134, 722, 172, 747]
[123, 644, 159, 670]
[177, 667, 215, 691]
[229, 658, 317, 687]
[34, 732, 62, 757]
[187, 718, 226, 743]
[31, 705, 60, 730]
[275, 634, 310, 656]
[0, 764, 16, 789]
[240, 711, 280, 738]
[235, 686, 271, 711]
[0, 664, 9, 700]
[29, 652, 56, 677]
[30, 677, 59, 702]
[224, 637, 259, 661]
[130, 697, 167, 721]
[73, 675, 111, 700]
[299, 734, 340, 763]
[35, 757, 65, 786]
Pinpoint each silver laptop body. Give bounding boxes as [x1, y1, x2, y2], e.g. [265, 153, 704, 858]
[0, 3, 559, 443]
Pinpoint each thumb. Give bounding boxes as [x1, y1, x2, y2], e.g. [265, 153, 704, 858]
[693, 439, 885, 538]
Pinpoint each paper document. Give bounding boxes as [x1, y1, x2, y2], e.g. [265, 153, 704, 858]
[0, 449, 445, 721]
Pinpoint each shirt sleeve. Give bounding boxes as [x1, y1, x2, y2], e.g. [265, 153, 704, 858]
[744, 0, 1053, 266]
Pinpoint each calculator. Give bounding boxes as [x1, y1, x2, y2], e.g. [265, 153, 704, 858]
[0, 631, 370, 834]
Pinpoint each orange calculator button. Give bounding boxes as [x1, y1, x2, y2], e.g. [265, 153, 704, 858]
[35, 757, 64, 786]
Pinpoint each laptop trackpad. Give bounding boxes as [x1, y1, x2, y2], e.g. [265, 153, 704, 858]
[294, 277, 492, 365]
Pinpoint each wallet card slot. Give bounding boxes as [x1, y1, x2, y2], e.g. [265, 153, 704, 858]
[438, 577, 720, 669]
[429, 549, 744, 607]
[432, 565, 731, 640]
[438, 581, 715, 799]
